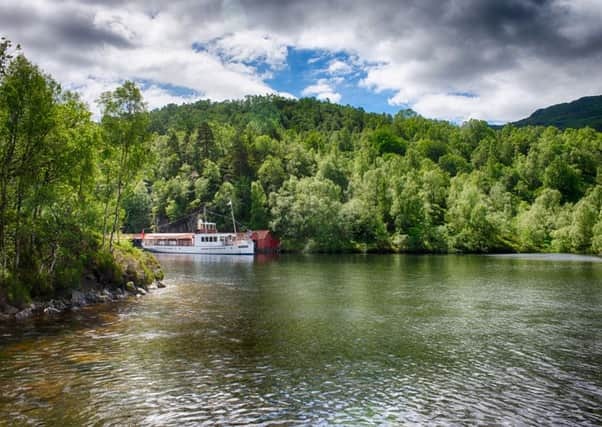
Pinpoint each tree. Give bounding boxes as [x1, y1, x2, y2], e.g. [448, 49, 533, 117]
[258, 156, 286, 194]
[0, 54, 58, 272]
[515, 189, 561, 251]
[98, 81, 149, 251]
[195, 121, 215, 165]
[270, 176, 347, 251]
[370, 126, 407, 156]
[122, 181, 152, 233]
[249, 181, 268, 229]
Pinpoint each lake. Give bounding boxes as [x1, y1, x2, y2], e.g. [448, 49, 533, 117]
[1, 254, 601, 425]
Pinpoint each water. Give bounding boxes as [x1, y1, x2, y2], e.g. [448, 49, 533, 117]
[1, 254, 601, 425]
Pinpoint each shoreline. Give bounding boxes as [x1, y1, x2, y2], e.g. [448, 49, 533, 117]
[0, 279, 166, 322]
[0, 280, 166, 323]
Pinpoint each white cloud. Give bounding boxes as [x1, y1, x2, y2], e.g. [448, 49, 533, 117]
[302, 79, 342, 103]
[141, 85, 201, 110]
[206, 30, 289, 69]
[316, 92, 342, 103]
[276, 91, 297, 99]
[327, 59, 352, 75]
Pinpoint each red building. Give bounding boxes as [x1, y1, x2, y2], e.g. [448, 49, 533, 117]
[250, 230, 281, 253]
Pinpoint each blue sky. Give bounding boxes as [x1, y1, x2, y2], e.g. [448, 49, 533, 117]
[265, 48, 401, 115]
[192, 42, 403, 115]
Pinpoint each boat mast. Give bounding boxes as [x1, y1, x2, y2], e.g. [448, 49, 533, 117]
[229, 199, 237, 233]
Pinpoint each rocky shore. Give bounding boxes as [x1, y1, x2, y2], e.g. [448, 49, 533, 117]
[0, 279, 167, 322]
[0, 243, 166, 323]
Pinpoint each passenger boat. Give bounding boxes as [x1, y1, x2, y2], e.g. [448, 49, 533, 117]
[141, 210, 254, 255]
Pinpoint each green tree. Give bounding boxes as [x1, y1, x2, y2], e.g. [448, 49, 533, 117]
[122, 181, 152, 233]
[98, 81, 149, 250]
[270, 177, 347, 251]
[195, 121, 215, 165]
[515, 189, 561, 251]
[370, 126, 407, 156]
[249, 181, 268, 229]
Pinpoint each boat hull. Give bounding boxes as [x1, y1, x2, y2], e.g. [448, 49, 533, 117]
[142, 242, 254, 255]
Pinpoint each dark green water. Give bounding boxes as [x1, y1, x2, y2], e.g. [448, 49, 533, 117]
[1, 254, 601, 425]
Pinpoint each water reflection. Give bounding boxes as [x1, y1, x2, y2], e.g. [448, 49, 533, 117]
[0, 254, 601, 425]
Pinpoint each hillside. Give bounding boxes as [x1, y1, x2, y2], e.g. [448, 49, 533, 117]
[513, 95, 602, 131]
[143, 95, 602, 255]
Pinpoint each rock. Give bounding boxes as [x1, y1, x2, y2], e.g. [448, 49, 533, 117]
[125, 281, 136, 293]
[54, 299, 68, 311]
[136, 287, 147, 296]
[156, 281, 166, 289]
[3, 305, 19, 315]
[15, 308, 33, 320]
[85, 292, 98, 303]
[147, 282, 157, 290]
[44, 306, 61, 315]
[0, 313, 11, 321]
[71, 290, 86, 306]
[93, 292, 109, 303]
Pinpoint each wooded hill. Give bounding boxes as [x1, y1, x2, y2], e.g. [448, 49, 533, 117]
[140, 94, 602, 254]
[513, 95, 602, 131]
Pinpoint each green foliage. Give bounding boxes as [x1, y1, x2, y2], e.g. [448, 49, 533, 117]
[250, 181, 268, 229]
[370, 126, 407, 156]
[98, 81, 150, 250]
[515, 189, 561, 251]
[122, 181, 152, 233]
[0, 44, 163, 305]
[270, 177, 348, 251]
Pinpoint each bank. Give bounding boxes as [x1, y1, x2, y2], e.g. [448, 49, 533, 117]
[0, 243, 165, 322]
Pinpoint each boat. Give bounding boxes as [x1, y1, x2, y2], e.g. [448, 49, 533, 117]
[141, 204, 255, 255]
[141, 220, 254, 255]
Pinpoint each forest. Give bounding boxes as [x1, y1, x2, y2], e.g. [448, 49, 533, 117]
[1, 42, 602, 303]
[143, 91, 602, 255]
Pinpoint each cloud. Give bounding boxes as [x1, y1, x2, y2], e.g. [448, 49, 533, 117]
[204, 30, 288, 70]
[302, 79, 342, 103]
[1, 0, 601, 122]
[327, 59, 352, 75]
[238, 0, 602, 121]
[141, 85, 201, 110]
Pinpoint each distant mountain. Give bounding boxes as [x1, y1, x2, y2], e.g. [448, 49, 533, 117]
[512, 95, 602, 131]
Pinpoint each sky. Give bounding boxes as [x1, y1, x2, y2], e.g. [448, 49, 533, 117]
[2, 0, 602, 123]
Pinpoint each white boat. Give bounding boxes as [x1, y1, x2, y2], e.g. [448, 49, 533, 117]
[141, 211, 255, 255]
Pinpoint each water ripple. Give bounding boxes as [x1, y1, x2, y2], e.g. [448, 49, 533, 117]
[1, 254, 601, 425]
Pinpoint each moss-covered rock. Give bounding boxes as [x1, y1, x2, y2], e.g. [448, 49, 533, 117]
[89, 241, 163, 290]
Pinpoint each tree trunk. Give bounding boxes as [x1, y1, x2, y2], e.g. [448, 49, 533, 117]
[0, 121, 19, 274]
[101, 172, 111, 249]
[109, 141, 128, 251]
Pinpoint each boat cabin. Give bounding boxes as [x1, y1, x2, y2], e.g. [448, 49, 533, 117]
[197, 219, 217, 233]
